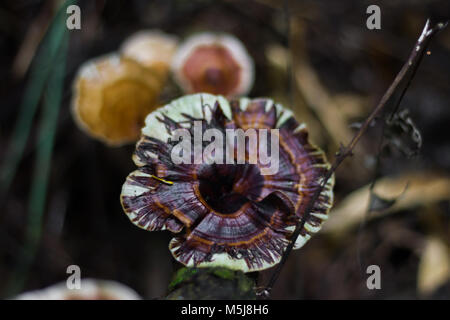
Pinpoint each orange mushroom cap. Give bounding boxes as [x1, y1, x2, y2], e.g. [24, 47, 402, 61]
[71, 54, 164, 146]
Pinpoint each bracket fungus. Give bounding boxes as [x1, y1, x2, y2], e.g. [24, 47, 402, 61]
[120, 93, 334, 272]
[71, 53, 166, 146]
[15, 279, 141, 300]
[171, 33, 254, 97]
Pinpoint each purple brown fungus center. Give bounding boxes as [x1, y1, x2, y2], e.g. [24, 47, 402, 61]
[120, 93, 334, 272]
[197, 164, 263, 214]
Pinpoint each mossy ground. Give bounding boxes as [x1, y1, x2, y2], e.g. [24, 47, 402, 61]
[167, 267, 256, 300]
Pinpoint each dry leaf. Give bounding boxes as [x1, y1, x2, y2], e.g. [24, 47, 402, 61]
[323, 171, 450, 234]
[295, 59, 354, 147]
[417, 237, 450, 296]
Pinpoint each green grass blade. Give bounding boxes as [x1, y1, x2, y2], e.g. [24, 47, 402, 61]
[4, 2, 73, 297]
[0, 0, 75, 199]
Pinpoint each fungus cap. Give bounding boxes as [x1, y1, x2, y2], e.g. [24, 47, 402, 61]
[72, 53, 164, 146]
[120, 94, 333, 272]
[120, 30, 178, 79]
[171, 33, 254, 97]
[15, 279, 141, 300]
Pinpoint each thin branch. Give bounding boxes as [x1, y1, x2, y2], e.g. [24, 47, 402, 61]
[356, 119, 385, 276]
[261, 19, 448, 297]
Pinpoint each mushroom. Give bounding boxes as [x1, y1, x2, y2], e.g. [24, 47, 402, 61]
[120, 30, 178, 80]
[15, 279, 141, 300]
[171, 33, 254, 97]
[120, 93, 333, 272]
[72, 53, 165, 146]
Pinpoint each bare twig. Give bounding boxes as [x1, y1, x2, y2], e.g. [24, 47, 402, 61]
[262, 19, 448, 297]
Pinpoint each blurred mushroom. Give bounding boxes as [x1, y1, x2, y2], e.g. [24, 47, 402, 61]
[120, 30, 178, 80]
[171, 33, 254, 97]
[72, 53, 165, 146]
[15, 279, 141, 300]
[120, 93, 333, 272]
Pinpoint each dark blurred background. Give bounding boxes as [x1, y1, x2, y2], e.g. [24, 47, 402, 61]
[0, 0, 449, 299]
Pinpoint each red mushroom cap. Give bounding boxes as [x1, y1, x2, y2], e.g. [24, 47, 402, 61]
[171, 33, 254, 97]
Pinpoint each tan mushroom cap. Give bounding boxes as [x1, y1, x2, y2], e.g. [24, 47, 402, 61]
[120, 30, 179, 79]
[15, 279, 141, 300]
[171, 33, 254, 97]
[72, 53, 165, 146]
